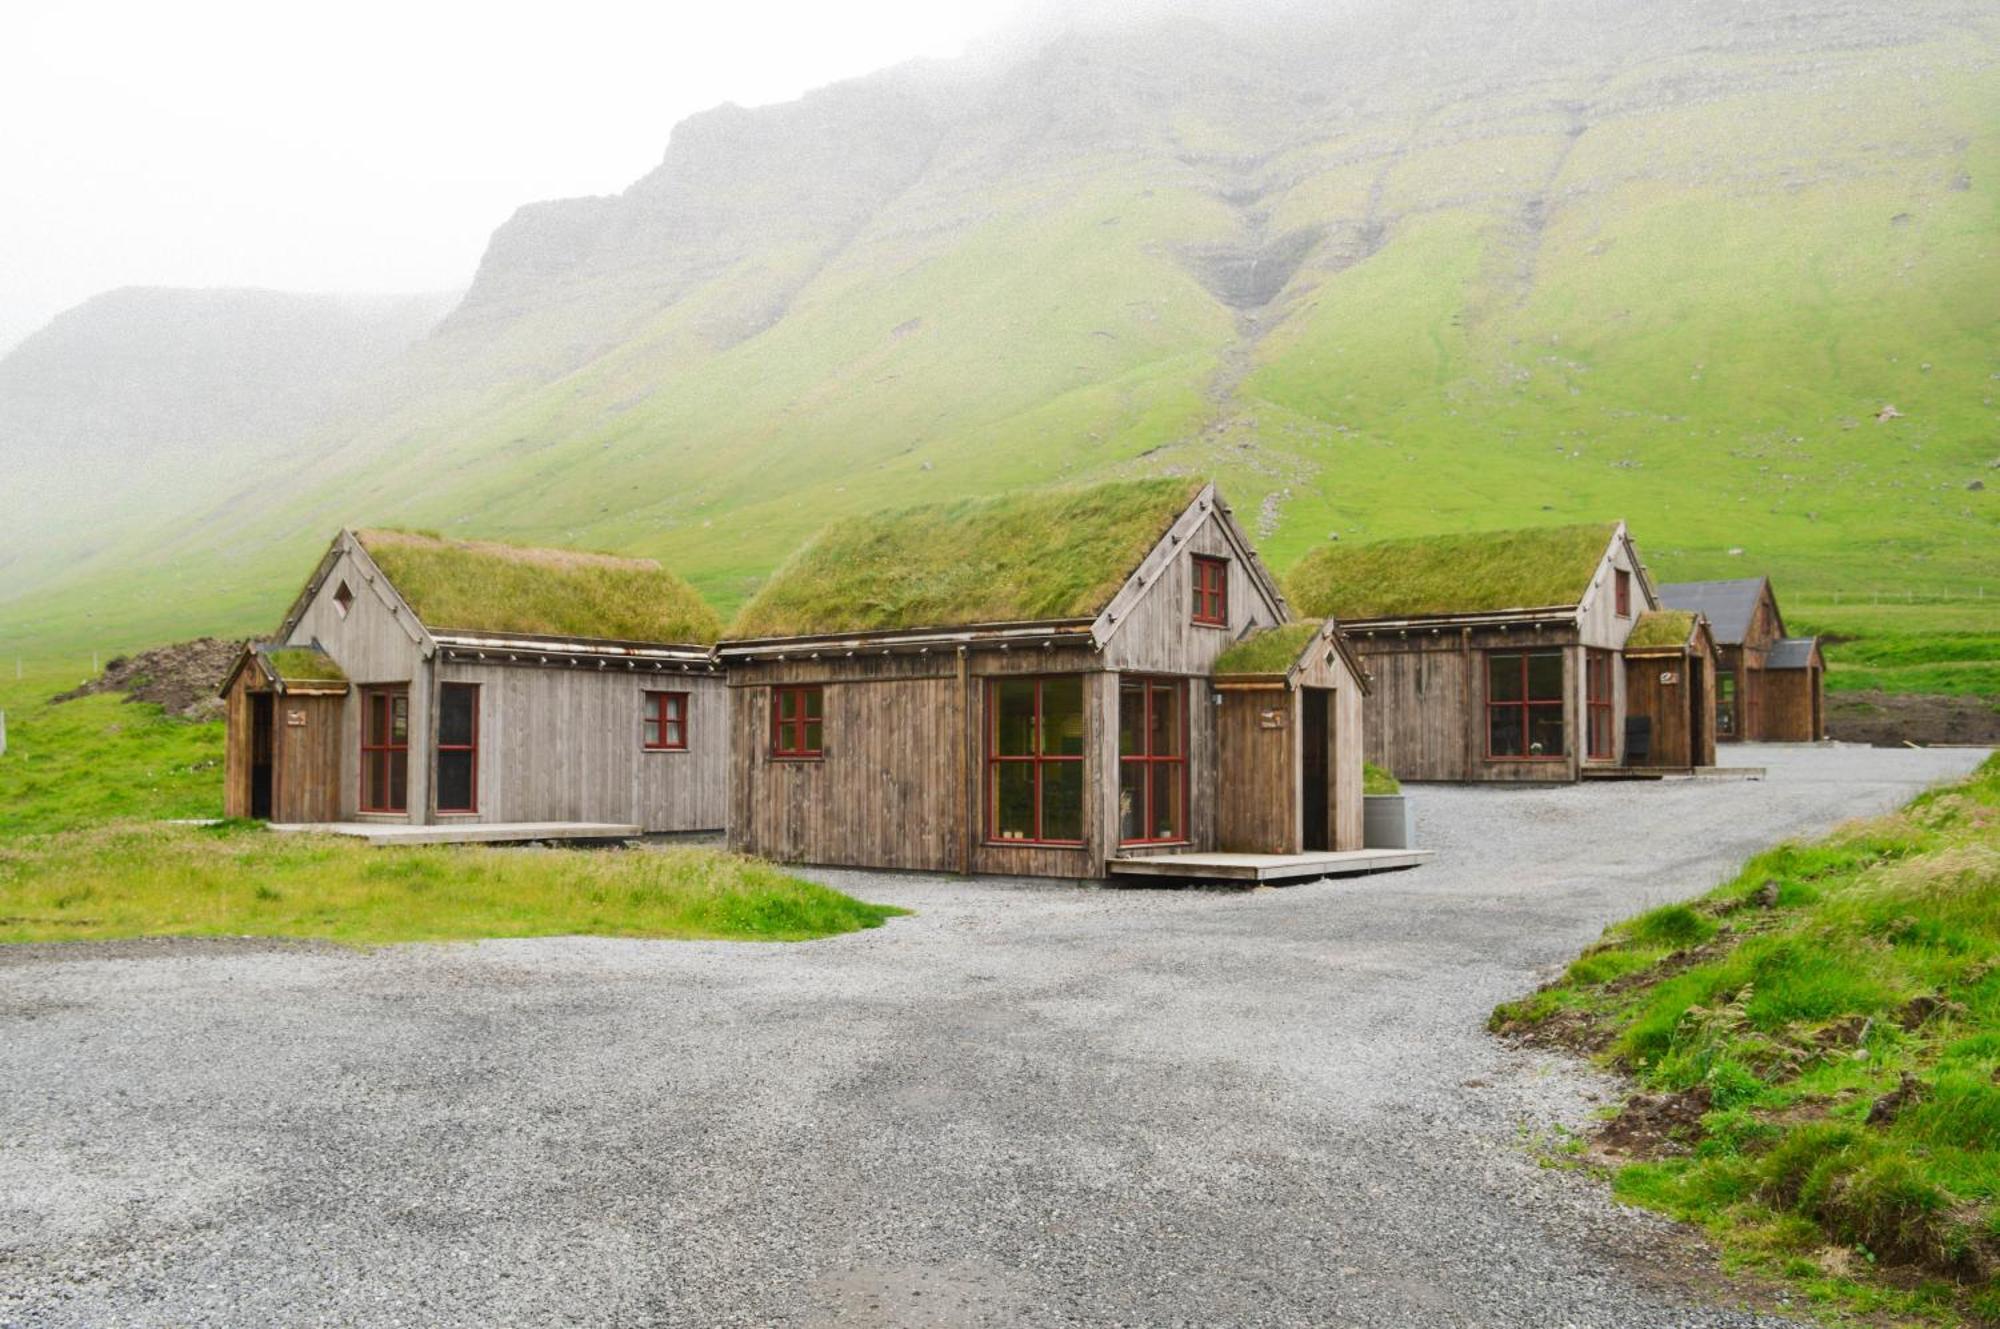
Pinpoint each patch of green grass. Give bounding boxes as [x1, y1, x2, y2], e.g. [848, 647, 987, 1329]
[0, 823, 905, 945]
[0, 661, 223, 835]
[1285, 524, 1617, 621]
[1495, 755, 2000, 1319]
[729, 477, 1205, 637]
[1213, 620, 1324, 674]
[1626, 610, 1699, 650]
[262, 647, 346, 683]
[357, 528, 723, 644]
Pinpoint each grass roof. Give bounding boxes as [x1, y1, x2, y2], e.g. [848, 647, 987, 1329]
[1285, 523, 1618, 621]
[356, 530, 722, 644]
[1213, 621, 1324, 675]
[729, 478, 1207, 637]
[264, 647, 347, 684]
[1625, 609, 1698, 650]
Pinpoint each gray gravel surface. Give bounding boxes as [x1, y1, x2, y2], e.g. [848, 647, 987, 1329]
[1, 744, 1986, 1328]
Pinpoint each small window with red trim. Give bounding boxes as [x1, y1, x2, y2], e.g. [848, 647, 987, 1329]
[772, 685, 823, 759]
[1191, 555, 1228, 626]
[643, 690, 688, 751]
[1615, 568, 1632, 618]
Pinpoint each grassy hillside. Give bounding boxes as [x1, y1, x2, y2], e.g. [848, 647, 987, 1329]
[0, 2, 1993, 665]
[1494, 756, 2000, 1322]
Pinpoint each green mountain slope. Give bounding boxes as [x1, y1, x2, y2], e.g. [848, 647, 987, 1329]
[1, 0, 1994, 655]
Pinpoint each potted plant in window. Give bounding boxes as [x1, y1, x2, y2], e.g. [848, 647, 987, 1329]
[1362, 763, 1413, 849]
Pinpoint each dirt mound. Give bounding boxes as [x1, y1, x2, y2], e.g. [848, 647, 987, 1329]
[1826, 690, 2000, 748]
[53, 638, 244, 720]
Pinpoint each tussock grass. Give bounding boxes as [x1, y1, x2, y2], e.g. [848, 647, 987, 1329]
[358, 529, 722, 644]
[1494, 756, 2000, 1320]
[1626, 610, 1698, 651]
[1285, 524, 1617, 622]
[1212, 620, 1324, 674]
[0, 823, 905, 945]
[729, 478, 1204, 637]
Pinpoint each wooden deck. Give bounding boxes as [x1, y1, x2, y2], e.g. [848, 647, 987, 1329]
[1105, 848, 1431, 883]
[266, 821, 641, 847]
[1581, 766, 1765, 782]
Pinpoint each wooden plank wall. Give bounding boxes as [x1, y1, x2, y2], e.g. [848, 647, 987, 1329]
[1215, 687, 1295, 853]
[439, 663, 727, 832]
[285, 545, 429, 819]
[1763, 668, 1821, 742]
[273, 693, 344, 823]
[1623, 652, 1693, 767]
[222, 674, 255, 819]
[1099, 512, 1284, 674]
[1351, 624, 1580, 782]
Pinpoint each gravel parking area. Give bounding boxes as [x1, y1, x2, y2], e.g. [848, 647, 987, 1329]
[1, 744, 1986, 1327]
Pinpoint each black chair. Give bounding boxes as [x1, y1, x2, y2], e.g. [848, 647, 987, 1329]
[1624, 715, 1652, 765]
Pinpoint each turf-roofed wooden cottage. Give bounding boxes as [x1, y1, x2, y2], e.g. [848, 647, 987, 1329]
[1286, 523, 1661, 782]
[1620, 609, 1721, 770]
[1657, 577, 1824, 742]
[221, 530, 725, 830]
[716, 481, 1372, 879]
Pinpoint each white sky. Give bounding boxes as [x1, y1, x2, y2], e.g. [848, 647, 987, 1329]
[0, 0, 1027, 354]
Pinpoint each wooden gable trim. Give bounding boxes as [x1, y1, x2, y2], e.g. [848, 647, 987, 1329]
[1288, 621, 1373, 696]
[272, 530, 431, 654]
[1089, 484, 1287, 648]
[1575, 520, 1657, 623]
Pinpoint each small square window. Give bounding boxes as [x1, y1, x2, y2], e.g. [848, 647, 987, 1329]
[643, 691, 688, 751]
[333, 581, 354, 619]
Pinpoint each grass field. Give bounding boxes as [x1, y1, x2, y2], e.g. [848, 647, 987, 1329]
[1494, 756, 2000, 1323]
[0, 663, 903, 946]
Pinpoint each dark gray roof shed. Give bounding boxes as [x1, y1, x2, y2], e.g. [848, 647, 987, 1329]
[1657, 578, 1769, 645]
[1767, 637, 1820, 670]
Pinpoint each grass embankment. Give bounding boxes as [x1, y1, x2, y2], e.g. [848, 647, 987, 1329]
[0, 823, 904, 945]
[0, 664, 902, 945]
[1494, 756, 2000, 1322]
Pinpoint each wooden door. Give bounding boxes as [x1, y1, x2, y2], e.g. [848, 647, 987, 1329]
[1302, 688, 1331, 852]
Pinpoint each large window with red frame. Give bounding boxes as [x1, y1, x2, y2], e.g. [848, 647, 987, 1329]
[987, 676, 1085, 845]
[644, 690, 688, 751]
[436, 683, 479, 813]
[1119, 676, 1186, 844]
[1487, 651, 1565, 760]
[771, 686, 823, 759]
[1584, 650, 1615, 761]
[1191, 555, 1228, 626]
[360, 686, 410, 812]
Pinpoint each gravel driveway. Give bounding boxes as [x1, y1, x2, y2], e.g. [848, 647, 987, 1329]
[1, 744, 1986, 1328]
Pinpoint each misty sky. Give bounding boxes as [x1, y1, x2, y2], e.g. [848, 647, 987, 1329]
[0, 0, 1030, 354]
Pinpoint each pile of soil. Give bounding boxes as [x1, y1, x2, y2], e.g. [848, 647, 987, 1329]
[52, 638, 244, 721]
[1826, 690, 2000, 747]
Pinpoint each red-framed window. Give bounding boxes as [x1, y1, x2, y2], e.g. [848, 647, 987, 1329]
[436, 683, 479, 813]
[643, 690, 688, 751]
[986, 676, 1086, 845]
[771, 685, 823, 759]
[1585, 650, 1615, 761]
[360, 686, 410, 812]
[1191, 556, 1228, 626]
[1486, 651, 1565, 760]
[1615, 568, 1632, 618]
[1119, 676, 1187, 845]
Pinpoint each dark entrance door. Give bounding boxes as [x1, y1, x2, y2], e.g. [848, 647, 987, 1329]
[250, 692, 275, 819]
[1302, 688, 1332, 852]
[1688, 657, 1706, 765]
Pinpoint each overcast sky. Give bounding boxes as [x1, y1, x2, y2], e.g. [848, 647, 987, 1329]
[0, 0, 1028, 354]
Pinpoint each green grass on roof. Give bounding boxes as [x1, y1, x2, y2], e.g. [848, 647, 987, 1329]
[264, 647, 346, 684]
[1286, 523, 1619, 621]
[1625, 610, 1697, 650]
[729, 478, 1206, 637]
[1212, 621, 1324, 675]
[357, 530, 722, 644]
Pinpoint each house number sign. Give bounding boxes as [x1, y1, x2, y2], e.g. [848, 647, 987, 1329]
[287, 710, 308, 727]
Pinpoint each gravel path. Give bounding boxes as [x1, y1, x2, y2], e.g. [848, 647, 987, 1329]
[1, 744, 1985, 1328]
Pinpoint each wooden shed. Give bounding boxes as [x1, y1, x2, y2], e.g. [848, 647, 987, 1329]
[1211, 621, 1371, 854]
[221, 529, 726, 831]
[715, 480, 1372, 879]
[1657, 577, 1821, 742]
[1285, 522, 1658, 783]
[1619, 610, 1719, 770]
[1762, 636, 1827, 742]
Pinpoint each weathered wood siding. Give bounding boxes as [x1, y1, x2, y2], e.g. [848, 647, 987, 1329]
[1352, 623, 1583, 782]
[1624, 653, 1694, 767]
[436, 662, 726, 831]
[272, 693, 344, 823]
[283, 543, 429, 820]
[1295, 637, 1367, 850]
[1215, 686, 1295, 853]
[1763, 666, 1823, 742]
[1099, 509, 1284, 674]
[223, 673, 256, 819]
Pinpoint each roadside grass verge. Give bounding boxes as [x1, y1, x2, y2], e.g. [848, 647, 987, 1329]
[1493, 755, 2000, 1324]
[0, 822, 906, 945]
